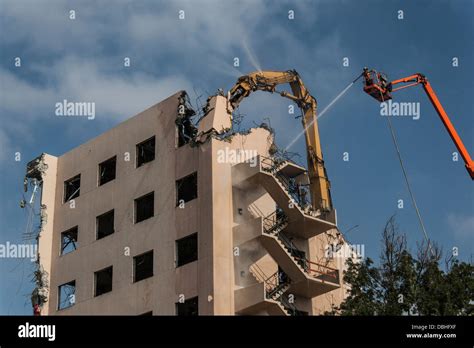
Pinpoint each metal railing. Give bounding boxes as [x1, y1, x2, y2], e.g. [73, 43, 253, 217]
[294, 257, 339, 284]
[262, 210, 307, 270]
[260, 156, 287, 174]
[278, 294, 303, 316]
[262, 209, 288, 235]
[260, 156, 312, 212]
[263, 270, 302, 316]
[249, 262, 267, 284]
[272, 227, 307, 269]
[261, 210, 339, 284]
[249, 264, 290, 300]
[251, 264, 305, 316]
[265, 271, 290, 299]
[248, 202, 266, 219]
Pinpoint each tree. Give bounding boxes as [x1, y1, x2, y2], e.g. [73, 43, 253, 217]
[330, 216, 474, 316]
[445, 261, 474, 315]
[337, 257, 381, 315]
[378, 216, 417, 315]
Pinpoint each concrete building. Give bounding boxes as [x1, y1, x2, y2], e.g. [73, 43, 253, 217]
[25, 90, 353, 316]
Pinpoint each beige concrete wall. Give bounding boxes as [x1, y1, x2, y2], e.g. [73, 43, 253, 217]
[38, 90, 348, 316]
[44, 91, 215, 315]
[209, 127, 274, 313]
[309, 228, 347, 314]
[42, 91, 275, 316]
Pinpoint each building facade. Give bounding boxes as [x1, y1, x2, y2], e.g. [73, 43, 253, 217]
[27, 91, 353, 316]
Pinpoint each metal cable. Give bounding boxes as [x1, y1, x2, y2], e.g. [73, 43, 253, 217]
[380, 89, 433, 254]
[385, 117, 431, 244]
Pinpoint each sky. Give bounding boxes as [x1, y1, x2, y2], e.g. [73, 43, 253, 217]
[0, 0, 472, 314]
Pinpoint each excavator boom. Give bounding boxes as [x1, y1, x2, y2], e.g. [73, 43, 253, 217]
[363, 69, 474, 179]
[229, 70, 333, 212]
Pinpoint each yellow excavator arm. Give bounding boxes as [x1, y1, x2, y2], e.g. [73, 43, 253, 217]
[228, 70, 333, 212]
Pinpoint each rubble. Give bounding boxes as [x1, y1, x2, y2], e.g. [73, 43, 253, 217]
[22, 153, 50, 314]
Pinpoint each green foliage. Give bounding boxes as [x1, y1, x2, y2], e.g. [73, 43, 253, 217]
[329, 216, 474, 316]
[337, 257, 381, 315]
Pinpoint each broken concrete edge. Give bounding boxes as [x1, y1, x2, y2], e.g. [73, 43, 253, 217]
[194, 95, 232, 143]
[176, 91, 198, 143]
[24, 153, 48, 188]
[186, 92, 343, 243]
[181, 92, 280, 154]
[185, 92, 333, 222]
[23, 153, 50, 312]
[177, 91, 293, 163]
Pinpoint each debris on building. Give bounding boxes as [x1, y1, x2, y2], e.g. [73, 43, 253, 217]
[22, 71, 360, 316]
[22, 154, 50, 315]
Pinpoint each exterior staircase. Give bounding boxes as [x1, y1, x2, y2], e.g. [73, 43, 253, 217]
[251, 156, 338, 238]
[260, 209, 340, 297]
[248, 263, 300, 316]
[233, 155, 342, 315]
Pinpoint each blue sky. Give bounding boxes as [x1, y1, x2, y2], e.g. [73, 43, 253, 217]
[0, 0, 472, 314]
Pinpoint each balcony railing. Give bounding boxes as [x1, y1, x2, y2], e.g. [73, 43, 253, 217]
[294, 257, 339, 284]
[262, 209, 288, 235]
[260, 156, 313, 213]
[260, 156, 287, 174]
[262, 210, 339, 284]
[249, 264, 290, 301]
[278, 294, 304, 316]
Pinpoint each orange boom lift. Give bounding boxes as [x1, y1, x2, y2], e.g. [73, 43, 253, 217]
[362, 68, 474, 179]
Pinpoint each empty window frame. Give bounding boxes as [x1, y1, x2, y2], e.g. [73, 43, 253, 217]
[60, 226, 78, 255]
[133, 250, 154, 282]
[98, 156, 116, 186]
[58, 280, 76, 310]
[94, 266, 113, 297]
[176, 172, 197, 205]
[96, 210, 114, 240]
[175, 296, 198, 316]
[135, 192, 154, 223]
[136, 136, 155, 168]
[64, 174, 80, 202]
[176, 233, 198, 267]
[176, 118, 195, 147]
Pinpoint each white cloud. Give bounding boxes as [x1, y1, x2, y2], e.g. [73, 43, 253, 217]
[0, 58, 193, 121]
[0, 0, 341, 165]
[0, 70, 57, 117]
[447, 213, 474, 241]
[0, 0, 107, 54]
[0, 58, 194, 164]
[126, 1, 266, 53]
[1, 0, 268, 58]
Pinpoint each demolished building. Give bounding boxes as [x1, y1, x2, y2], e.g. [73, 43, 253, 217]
[23, 89, 355, 315]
